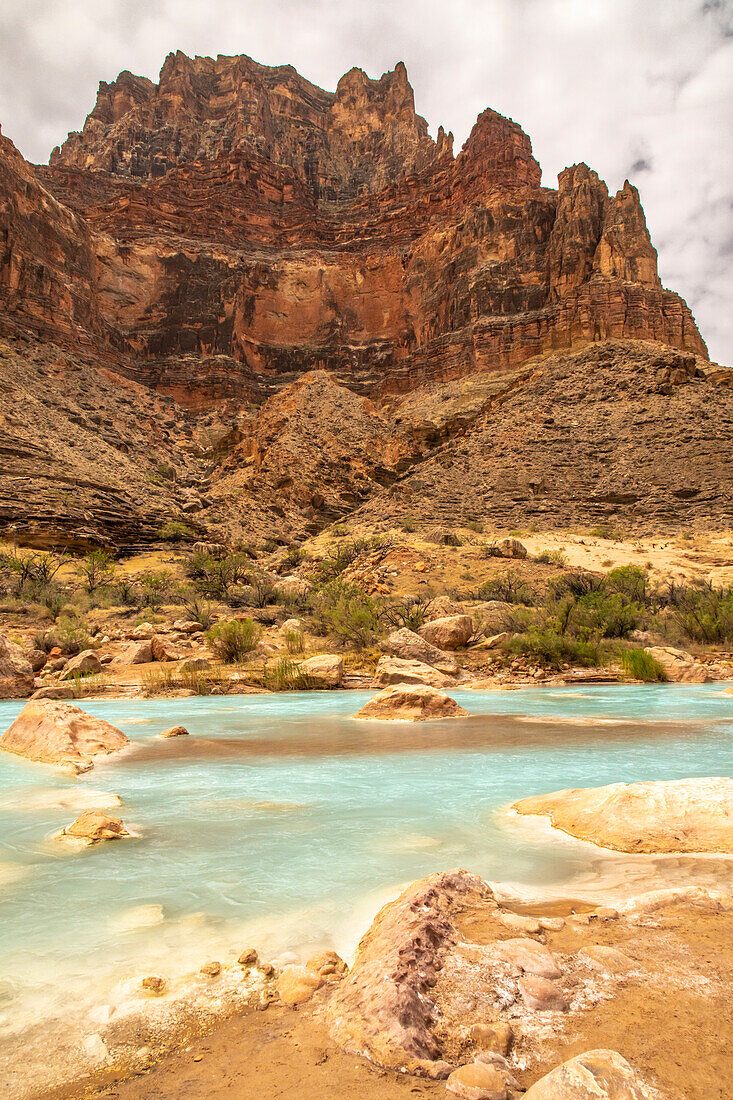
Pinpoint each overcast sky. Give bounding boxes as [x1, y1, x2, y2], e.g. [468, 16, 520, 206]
[1, 0, 731, 364]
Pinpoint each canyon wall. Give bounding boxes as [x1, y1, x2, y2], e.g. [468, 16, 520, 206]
[1, 53, 707, 413]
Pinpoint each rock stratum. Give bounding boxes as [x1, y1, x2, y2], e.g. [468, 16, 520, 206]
[1, 52, 731, 546]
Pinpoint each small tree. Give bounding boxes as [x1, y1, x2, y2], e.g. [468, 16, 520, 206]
[79, 549, 115, 593]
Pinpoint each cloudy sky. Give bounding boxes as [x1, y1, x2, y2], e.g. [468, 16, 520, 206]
[1, 0, 731, 363]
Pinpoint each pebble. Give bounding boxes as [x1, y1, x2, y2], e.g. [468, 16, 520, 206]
[200, 960, 221, 978]
[238, 948, 259, 967]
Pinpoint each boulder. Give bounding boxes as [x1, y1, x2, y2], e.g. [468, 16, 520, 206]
[276, 964, 323, 1006]
[523, 1049, 652, 1099]
[151, 635, 178, 662]
[306, 950, 348, 982]
[468, 1022, 513, 1057]
[495, 538, 527, 559]
[159, 725, 189, 738]
[59, 811, 132, 844]
[0, 633, 34, 699]
[372, 656, 452, 689]
[578, 945, 635, 975]
[27, 648, 48, 672]
[446, 1061, 508, 1100]
[354, 684, 469, 722]
[518, 975, 567, 1011]
[59, 649, 102, 680]
[173, 620, 202, 634]
[327, 870, 493, 1076]
[513, 777, 733, 854]
[644, 645, 709, 683]
[30, 684, 75, 700]
[426, 595, 463, 620]
[419, 615, 474, 651]
[180, 656, 211, 672]
[131, 623, 155, 639]
[0, 699, 129, 767]
[112, 640, 152, 665]
[497, 912, 542, 934]
[280, 618, 305, 634]
[384, 628, 458, 673]
[200, 960, 222, 977]
[494, 938, 561, 978]
[297, 654, 343, 688]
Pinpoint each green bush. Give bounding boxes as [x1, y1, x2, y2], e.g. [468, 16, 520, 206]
[669, 582, 733, 644]
[157, 521, 194, 542]
[382, 595, 435, 632]
[508, 628, 601, 669]
[620, 648, 667, 682]
[474, 572, 535, 606]
[262, 657, 309, 691]
[605, 565, 649, 604]
[568, 591, 642, 640]
[309, 580, 383, 649]
[282, 627, 305, 655]
[138, 571, 174, 611]
[205, 619, 260, 663]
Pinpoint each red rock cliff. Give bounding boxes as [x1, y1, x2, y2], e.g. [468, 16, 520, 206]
[0, 53, 708, 410]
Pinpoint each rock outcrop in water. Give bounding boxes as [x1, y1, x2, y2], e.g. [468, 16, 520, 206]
[354, 684, 469, 721]
[0, 699, 130, 768]
[513, 777, 733, 853]
[0, 633, 34, 699]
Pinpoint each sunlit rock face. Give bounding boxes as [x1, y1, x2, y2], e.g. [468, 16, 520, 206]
[0, 52, 705, 408]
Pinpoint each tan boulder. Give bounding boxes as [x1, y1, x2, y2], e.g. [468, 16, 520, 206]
[446, 1061, 508, 1099]
[151, 635, 178, 662]
[494, 938, 561, 978]
[30, 685, 75, 700]
[496, 538, 527, 559]
[0, 633, 34, 699]
[27, 648, 47, 672]
[523, 1049, 651, 1099]
[354, 684, 469, 722]
[297, 654, 343, 688]
[419, 615, 473, 651]
[200, 960, 222, 977]
[513, 777, 733, 854]
[113, 640, 153, 665]
[644, 646, 709, 683]
[306, 950, 348, 981]
[0, 699, 129, 767]
[59, 649, 102, 680]
[518, 975, 567, 1011]
[372, 656, 451, 689]
[468, 1022, 513, 1057]
[579, 945, 635, 975]
[426, 596, 463, 619]
[497, 911, 541, 934]
[159, 725, 189, 738]
[384, 628, 458, 674]
[60, 810, 132, 844]
[180, 656, 211, 672]
[276, 964, 323, 1006]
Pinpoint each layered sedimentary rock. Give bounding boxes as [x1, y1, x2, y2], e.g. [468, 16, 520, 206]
[0, 52, 725, 544]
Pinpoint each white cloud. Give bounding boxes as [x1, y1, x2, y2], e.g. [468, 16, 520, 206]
[0, 0, 730, 362]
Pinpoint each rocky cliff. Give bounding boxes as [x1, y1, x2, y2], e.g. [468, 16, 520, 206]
[0, 53, 726, 546]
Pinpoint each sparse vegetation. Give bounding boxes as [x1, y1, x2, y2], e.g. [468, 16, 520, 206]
[620, 648, 667, 682]
[309, 579, 383, 649]
[205, 619, 260, 663]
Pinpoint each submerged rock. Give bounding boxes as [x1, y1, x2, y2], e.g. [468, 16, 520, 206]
[523, 1049, 652, 1099]
[354, 684, 469, 721]
[0, 632, 34, 699]
[513, 777, 733, 854]
[159, 725, 189, 738]
[59, 810, 132, 844]
[0, 699, 129, 768]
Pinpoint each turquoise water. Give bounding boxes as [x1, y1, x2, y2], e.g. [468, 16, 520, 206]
[0, 684, 731, 1037]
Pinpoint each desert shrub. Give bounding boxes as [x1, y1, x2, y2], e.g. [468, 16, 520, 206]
[186, 551, 251, 599]
[508, 629, 601, 668]
[157, 521, 194, 542]
[535, 549, 567, 566]
[548, 571, 604, 600]
[180, 666, 226, 695]
[114, 578, 140, 607]
[605, 565, 649, 604]
[262, 657, 309, 691]
[567, 591, 642, 640]
[78, 549, 115, 593]
[382, 595, 435, 632]
[667, 582, 733, 644]
[283, 627, 305, 654]
[279, 545, 306, 572]
[50, 615, 92, 655]
[178, 590, 216, 629]
[313, 539, 374, 581]
[309, 580, 383, 649]
[138, 571, 174, 611]
[474, 572, 535, 606]
[205, 619, 260, 663]
[620, 648, 667, 682]
[142, 666, 176, 696]
[465, 520, 484, 534]
[399, 517, 417, 533]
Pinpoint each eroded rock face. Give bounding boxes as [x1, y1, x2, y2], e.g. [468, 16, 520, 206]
[296, 653, 343, 688]
[0, 633, 35, 699]
[513, 777, 733, 853]
[326, 869, 494, 1075]
[0, 699, 130, 767]
[523, 1049, 652, 1099]
[644, 646, 710, 683]
[354, 684, 469, 721]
